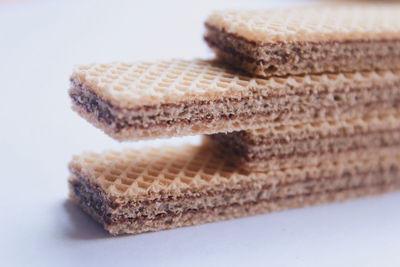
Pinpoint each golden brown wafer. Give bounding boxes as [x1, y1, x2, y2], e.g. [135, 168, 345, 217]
[68, 143, 400, 235]
[208, 112, 400, 170]
[204, 6, 400, 77]
[69, 59, 400, 141]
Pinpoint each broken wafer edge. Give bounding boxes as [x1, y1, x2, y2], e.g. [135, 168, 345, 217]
[68, 143, 400, 235]
[69, 59, 400, 141]
[204, 6, 400, 77]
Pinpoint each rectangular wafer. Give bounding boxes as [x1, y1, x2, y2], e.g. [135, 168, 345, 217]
[69, 59, 400, 141]
[208, 112, 400, 170]
[204, 6, 400, 77]
[68, 143, 400, 235]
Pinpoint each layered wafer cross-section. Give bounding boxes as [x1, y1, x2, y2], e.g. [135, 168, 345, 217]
[208, 112, 400, 170]
[204, 6, 400, 77]
[68, 143, 400, 235]
[69, 59, 400, 141]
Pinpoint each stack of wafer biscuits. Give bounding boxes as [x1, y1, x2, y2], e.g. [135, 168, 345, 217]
[68, 5, 400, 235]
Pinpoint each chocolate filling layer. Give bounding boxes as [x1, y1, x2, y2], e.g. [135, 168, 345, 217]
[110, 181, 394, 227]
[70, 163, 399, 227]
[210, 128, 400, 161]
[204, 24, 400, 76]
[211, 126, 400, 146]
[69, 79, 400, 134]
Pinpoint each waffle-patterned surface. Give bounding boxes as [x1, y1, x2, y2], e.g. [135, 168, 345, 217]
[69, 144, 400, 200]
[206, 6, 400, 43]
[247, 112, 400, 138]
[69, 145, 247, 198]
[70, 59, 400, 108]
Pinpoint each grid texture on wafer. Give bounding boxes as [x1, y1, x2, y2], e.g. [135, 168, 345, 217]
[244, 112, 400, 139]
[71, 59, 251, 108]
[69, 144, 400, 200]
[70, 59, 400, 108]
[208, 112, 400, 170]
[69, 144, 249, 199]
[206, 6, 400, 43]
[69, 144, 400, 235]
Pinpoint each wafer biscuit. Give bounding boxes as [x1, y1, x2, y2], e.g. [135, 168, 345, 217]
[68, 143, 400, 235]
[205, 6, 400, 77]
[69, 59, 400, 141]
[208, 112, 400, 170]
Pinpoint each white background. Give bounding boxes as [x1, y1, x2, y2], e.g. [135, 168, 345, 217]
[1, 0, 400, 266]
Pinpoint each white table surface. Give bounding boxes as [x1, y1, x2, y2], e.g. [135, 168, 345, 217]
[1, 0, 400, 266]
